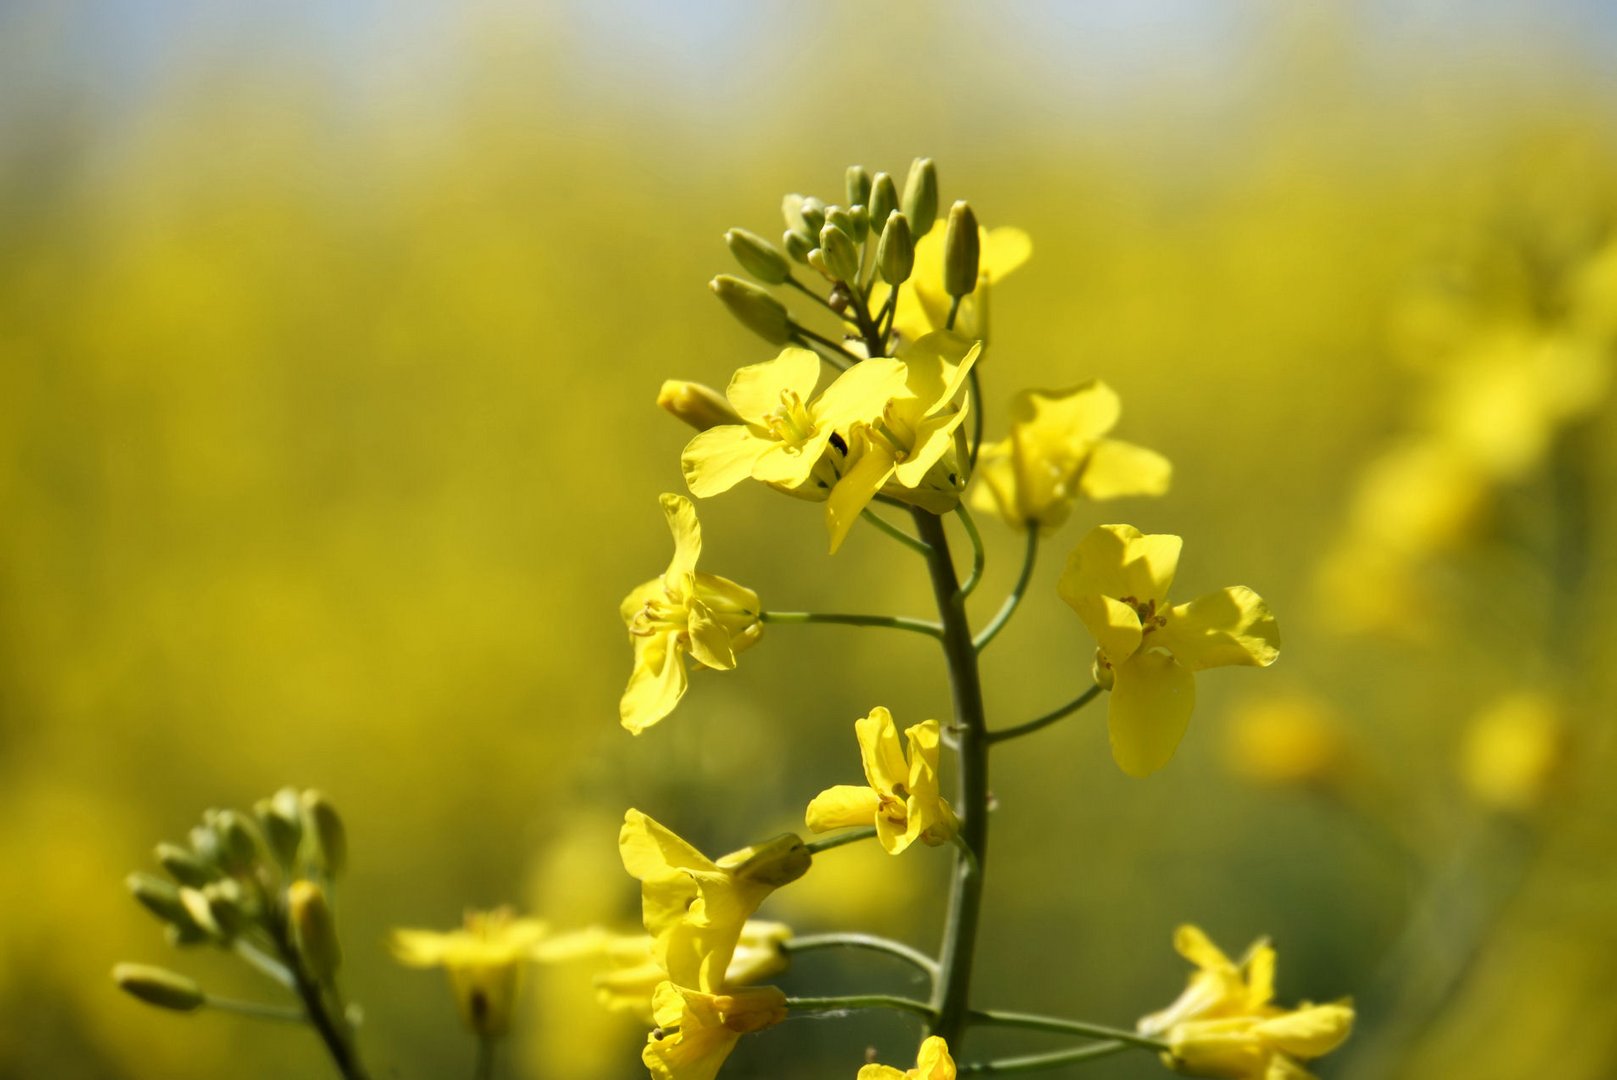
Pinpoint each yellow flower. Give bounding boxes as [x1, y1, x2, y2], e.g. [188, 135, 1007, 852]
[643, 980, 788, 1080]
[1137, 925, 1279, 1037]
[858, 1035, 957, 1080]
[590, 921, 793, 1021]
[619, 494, 762, 734]
[825, 332, 983, 552]
[805, 706, 958, 854]
[618, 809, 809, 993]
[680, 347, 909, 500]
[886, 223, 1033, 343]
[1058, 525, 1280, 777]
[971, 380, 1171, 532]
[1460, 692, 1567, 813]
[390, 908, 551, 1037]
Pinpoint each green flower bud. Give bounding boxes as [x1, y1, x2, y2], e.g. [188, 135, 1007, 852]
[781, 193, 814, 246]
[822, 205, 853, 237]
[127, 872, 194, 928]
[806, 248, 832, 281]
[188, 823, 221, 866]
[724, 228, 789, 285]
[255, 792, 302, 869]
[214, 810, 263, 874]
[845, 165, 872, 209]
[289, 880, 342, 984]
[902, 157, 938, 239]
[878, 211, 915, 286]
[943, 200, 981, 298]
[710, 275, 792, 345]
[299, 790, 348, 880]
[799, 196, 827, 235]
[819, 223, 861, 285]
[156, 843, 215, 888]
[848, 204, 869, 243]
[203, 881, 252, 937]
[869, 172, 897, 229]
[782, 229, 812, 264]
[658, 379, 743, 431]
[113, 963, 205, 1012]
[178, 886, 225, 939]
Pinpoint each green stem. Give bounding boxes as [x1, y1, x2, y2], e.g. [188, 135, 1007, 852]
[862, 508, 935, 556]
[233, 937, 296, 989]
[204, 994, 307, 1023]
[473, 1035, 496, 1080]
[974, 529, 1038, 652]
[786, 274, 857, 323]
[782, 932, 940, 979]
[803, 827, 878, 855]
[788, 323, 862, 366]
[270, 922, 370, 1080]
[987, 686, 1102, 745]
[955, 504, 986, 598]
[968, 368, 985, 470]
[760, 610, 943, 640]
[966, 1009, 1169, 1053]
[911, 509, 990, 1047]
[959, 1041, 1135, 1074]
[786, 994, 936, 1023]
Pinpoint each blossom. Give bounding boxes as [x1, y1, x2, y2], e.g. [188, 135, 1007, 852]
[1138, 925, 1279, 1037]
[887, 222, 1032, 343]
[619, 494, 762, 734]
[825, 332, 982, 552]
[643, 980, 788, 1080]
[1058, 525, 1279, 777]
[390, 908, 551, 1037]
[858, 1035, 957, 1080]
[804, 706, 958, 854]
[590, 921, 792, 1021]
[680, 346, 908, 500]
[618, 809, 809, 993]
[971, 380, 1171, 532]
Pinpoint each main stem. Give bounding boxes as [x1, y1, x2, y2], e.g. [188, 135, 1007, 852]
[912, 508, 990, 1047]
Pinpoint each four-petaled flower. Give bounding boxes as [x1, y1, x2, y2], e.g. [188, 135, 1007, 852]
[972, 380, 1172, 532]
[389, 908, 551, 1038]
[805, 706, 958, 854]
[857, 1035, 957, 1080]
[589, 921, 792, 1022]
[643, 981, 789, 1080]
[1058, 525, 1280, 777]
[620, 494, 762, 734]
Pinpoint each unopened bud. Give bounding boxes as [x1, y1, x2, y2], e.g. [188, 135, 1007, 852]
[782, 230, 812, 264]
[878, 211, 915, 285]
[658, 380, 743, 431]
[156, 843, 215, 888]
[902, 158, 938, 238]
[725, 228, 789, 285]
[128, 873, 193, 928]
[943, 201, 980, 298]
[214, 810, 263, 874]
[845, 165, 872, 209]
[299, 790, 347, 880]
[289, 880, 342, 983]
[255, 791, 303, 869]
[819, 223, 861, 285]
[203, 881, 252, 937]
[710, 275, 792, 345]
[113, 963, 205, 1012]
[781, 194, 814, 246]
[847, 204, 869, 243]
[799, 196, 827, 235]
[869, 172, 897, 229]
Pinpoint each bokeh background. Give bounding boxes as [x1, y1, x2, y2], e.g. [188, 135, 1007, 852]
[4, 2, 1617, 1077]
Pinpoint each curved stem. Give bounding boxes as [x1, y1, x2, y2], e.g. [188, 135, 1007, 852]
[959, 1041, 1134, 1074]
[862, 508, 934, 556]
[789, 325, 861, 368]
[233, 937, 296, 989]
[782, 932, 940, 979]
[966, 1009, 1168, 1053]
[761, 610, 943, 640]
[968, 368, 985, 470]
[786, 994, 936, 1023]
[203, 995, 306, 1023]
[974, 529, 1039, 652]
[955, 505, 986, 598]
[786, 274, 857, 323]
[987, 686, 1102, 745]
[803, 827, 878, 855]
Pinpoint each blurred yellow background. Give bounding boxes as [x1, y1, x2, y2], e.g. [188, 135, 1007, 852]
[3, 3, 1616, 1077]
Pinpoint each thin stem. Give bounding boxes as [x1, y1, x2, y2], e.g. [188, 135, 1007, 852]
[876, 288, 897, 342]
[782, 932, 940, 979]
[946, 296, 962, 331]
[966, 1009, 1169, 1053]
[786, 994, 936, 1023]
[204, 994, 307, 1023]
[987, 686, 1102, 745]
[967, 368, 985, 470]
[761, 610, 943, 640]
[473, 1035, 496, 1080]
[959, 1041, 1135, 1074]
[955, 504, 986, 597]
[862, 508, 935, 556]
[803, 827, 879, 855]
[974, 529, 1039, 652]
[789, 327, 862, 369]
[233, 937, 296, 989]
[785, 274, 857, 323]
[270, 923, 370, 1080]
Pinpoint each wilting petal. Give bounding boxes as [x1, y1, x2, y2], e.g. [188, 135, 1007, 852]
[660, 493, 703, 581]
[1158, 587, 1280, 671]
[1109, 649, 1196, 777]
[682, 425, 767, 498]
[804, 785, 882, 833]
[1076, 438, 1173, 501]
[725, 347, 820, 423]
[620, 635, 689, 734]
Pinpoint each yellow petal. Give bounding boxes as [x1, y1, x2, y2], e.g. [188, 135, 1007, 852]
[389, 929, 455, 967]
[914, 1034, 958, 1080]
[825, 438, 895, 553]
[855, 707, 910, 794]
[856, 1069, 908, 1080]
[660, 493, 702, 581]
[750, 440, 828, 490]
[1254, 1002, 1354, 1060]
[813, 356, 908, 427]
[1244, 940, 1277, 1008]
[804, 785, 881, 833]
[1076, 439, 1173, 501]
[620, 635, 688, 734]
[682, 425, 767, 498]
[725, 346, 820, 423]
[685, 598, 737, 670]
[1059, 524, 1181, 616]
[1109, 649, 1196, 777]
[894, 403, 970, 489]
[1158, 587, 1280, 671]
[620, 809, 714, 885]
[1174, 924, 1234, 972]
[983, 227, 1032, 282]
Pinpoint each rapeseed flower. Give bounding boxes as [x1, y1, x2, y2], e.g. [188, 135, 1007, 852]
[1058, 525, 1279, 777]
[591, 921, 792, 1021]
[858, 1035, 957, 1080]
[390, 908, 551, 1037]
[619, 494, 761, 734]
[805, 706, 957, 854]
[643, 980, 788, 1080]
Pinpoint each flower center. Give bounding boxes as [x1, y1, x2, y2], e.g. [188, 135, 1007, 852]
[1120, 595, 1169, 637]
[763, 389, 817, 446]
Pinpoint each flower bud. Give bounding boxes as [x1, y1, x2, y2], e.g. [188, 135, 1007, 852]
[806, 248, 832, 281]
[902, 157, 938, 238]
[127, 872, 194, 928]
[782, 229, 812, 264]
[299, 790, 347, 880]
[819, 223, 861, 285]
[822, 205, 853, 237]
[799, 196, 827, 235]
[256, 790, 303, 869]
[156, 843, 216, 888]
[710, 275, 792, 345]
[113, 963, 205, 1012]
[214, 810, 263, 874]
[869, 172, 898, 229]
[845, 165, 872, 209]
[781, 194, 814, 246]
[847, 204, 869, 243]
[722, 833, 812, 889]
[878, 211, 915, 286]
[289, 880, 342, 983]
[658, 379, 743, 431]
[724, 228, 789, 285]
[943, 201, 981, 298]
